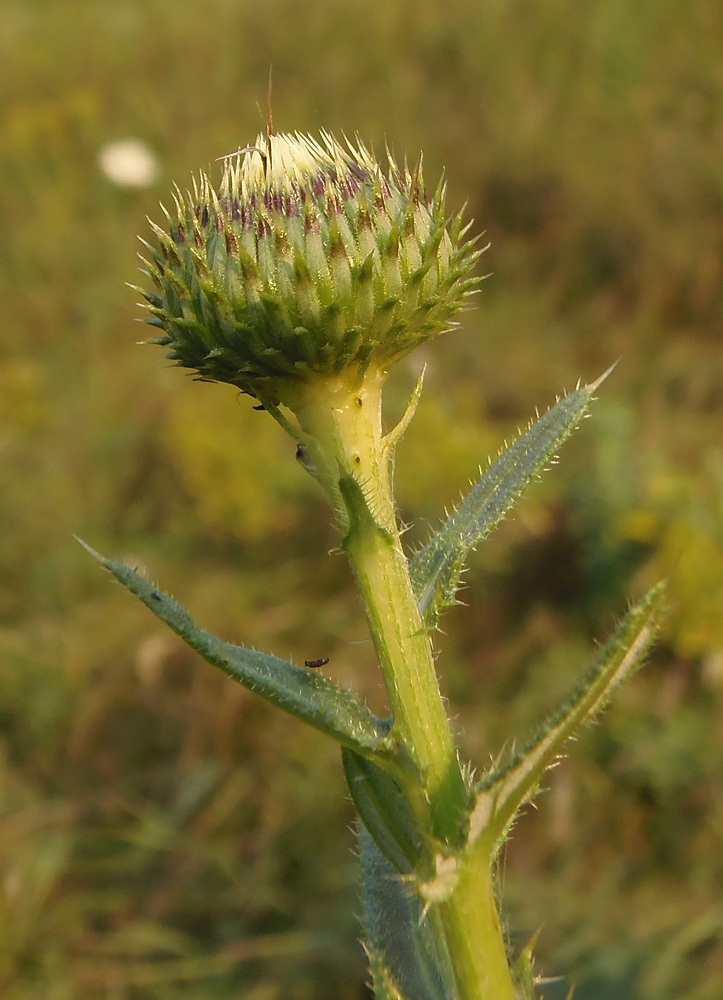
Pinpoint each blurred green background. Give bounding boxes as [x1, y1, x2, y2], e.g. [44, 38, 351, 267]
[2, 1, 722, 997]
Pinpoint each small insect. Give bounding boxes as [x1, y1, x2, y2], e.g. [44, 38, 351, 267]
[304, 658, 329, 669]
[295, 443, 316, 474]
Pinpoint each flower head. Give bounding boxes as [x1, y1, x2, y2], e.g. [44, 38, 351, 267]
[138, 131, 480, 406]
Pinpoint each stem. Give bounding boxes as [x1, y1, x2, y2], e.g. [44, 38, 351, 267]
[434, 843, 517, 1000]
[288, 369, 517, 999]
[290, 369, 464, 836]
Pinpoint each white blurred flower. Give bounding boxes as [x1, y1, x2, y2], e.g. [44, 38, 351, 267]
[98, 138, 159, 188]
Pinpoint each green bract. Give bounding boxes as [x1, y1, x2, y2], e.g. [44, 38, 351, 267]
[138, 131, 481, 405]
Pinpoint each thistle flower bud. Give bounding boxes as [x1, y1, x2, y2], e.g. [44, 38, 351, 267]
[138, 131, 481, 406]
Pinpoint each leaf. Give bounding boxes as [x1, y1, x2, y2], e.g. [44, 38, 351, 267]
[410, 371, 612, 627]
[342, 748, 422, 874]
[467, 582, 666, 854]
[78, 540, 393, 756]
[363, 947, 413, 1000]
[358, 824, 455, 1000]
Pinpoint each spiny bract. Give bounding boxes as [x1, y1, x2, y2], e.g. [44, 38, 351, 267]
[137, 130, 481, 405]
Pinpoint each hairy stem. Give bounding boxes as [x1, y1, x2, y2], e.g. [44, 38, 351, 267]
[290, 370, 464, 836]
[289, 370, 517, 999]
[433, 842, 516, 1000]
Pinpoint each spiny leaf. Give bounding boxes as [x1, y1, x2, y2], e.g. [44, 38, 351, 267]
[467, 582, 666, 854]
[410, 371, 612, 628]
[358, 825, 455, 1000]
[78, 540, 393, 755]
[364, 947, 413, 1000]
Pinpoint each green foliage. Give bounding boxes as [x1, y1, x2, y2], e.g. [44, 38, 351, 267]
[342, 751, 422, 875]
[3, 0, 723, 996]
[89, 360, 656, 997]
[411, 378, 603, 628]
[471, 584, 666, 857]
[81, 542, 394, 756]
[359, 826, 453, 1000]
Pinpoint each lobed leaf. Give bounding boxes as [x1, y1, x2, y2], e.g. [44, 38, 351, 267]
[78, 540, 393, 756]
[410, 371, 612, 628]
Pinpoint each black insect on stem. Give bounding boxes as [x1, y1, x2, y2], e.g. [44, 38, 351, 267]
[304, 658, 330, 669]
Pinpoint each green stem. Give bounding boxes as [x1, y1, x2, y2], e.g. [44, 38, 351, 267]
[290, 369, 464, 837]
[434, 843, 517, 1000]
[289, 370, 518, 1000]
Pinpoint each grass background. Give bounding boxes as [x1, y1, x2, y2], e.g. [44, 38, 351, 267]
[2, 0, 722, 997]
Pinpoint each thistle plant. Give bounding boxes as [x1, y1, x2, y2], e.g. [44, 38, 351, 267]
[84, 130, 665, 999]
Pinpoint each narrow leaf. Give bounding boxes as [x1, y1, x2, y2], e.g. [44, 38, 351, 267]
[363, 947, 413, 1000]
[410, 373, 611, 627]
[79, 540, 392, 754]
[359, 825, 454, 1000]
[342, 748, 422, 874]
[468, 582, 666, 853]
